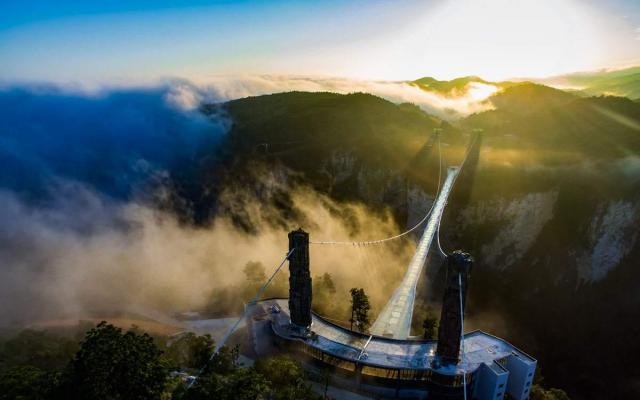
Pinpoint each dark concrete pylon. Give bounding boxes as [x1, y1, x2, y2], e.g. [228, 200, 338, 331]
[288, 228, 312, 329]
[436, 250, 474, 364]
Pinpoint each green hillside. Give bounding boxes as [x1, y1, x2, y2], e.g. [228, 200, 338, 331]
[542, 66, 640, 99]
[487, 82, 577, 114]
[410, 75, 519, 95]
[194, 85, 640, 399]
[196, 91, 457, 228]
[464, 87, 640, 160]
[412, 76, 492, 93]
[215, 91, 451, 179]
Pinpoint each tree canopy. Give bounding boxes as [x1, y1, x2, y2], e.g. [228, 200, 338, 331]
[349, 288, 371, 333]
[422, 307, 439, 340]
[0, 321, 324, 400]
[57, 321, 167, 400]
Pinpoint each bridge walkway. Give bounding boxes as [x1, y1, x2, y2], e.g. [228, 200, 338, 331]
[369, 166, 460, 339]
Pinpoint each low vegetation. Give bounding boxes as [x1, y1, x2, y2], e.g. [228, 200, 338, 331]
[0, 322, 320, 400]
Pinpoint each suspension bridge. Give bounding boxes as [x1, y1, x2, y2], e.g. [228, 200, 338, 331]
[187, 131, 537, 400]
[210, 131, 473, 353]
[369, 165, 458, 338]
[310, 131, 476, 339]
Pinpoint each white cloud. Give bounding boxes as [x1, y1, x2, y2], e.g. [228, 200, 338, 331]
[187, 75, 497, 119]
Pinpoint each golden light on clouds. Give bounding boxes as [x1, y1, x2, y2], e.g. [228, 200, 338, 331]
[467, 82, 500, 101]
[301, 0, 634, 81]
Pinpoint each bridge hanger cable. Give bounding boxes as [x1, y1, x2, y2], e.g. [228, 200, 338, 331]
[436, 225, 447, 258]
[187, 248, 295, 389]
[310, 136, 443, 246]
[435, 152, 449, 258]
[459, 272, 468, 400]
[435, 132, 480, 257]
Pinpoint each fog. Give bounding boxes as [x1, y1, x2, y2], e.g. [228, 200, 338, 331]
[0, 84, 415, 326]
[0, 178, 415, 325]
[0, 85, 229, 200]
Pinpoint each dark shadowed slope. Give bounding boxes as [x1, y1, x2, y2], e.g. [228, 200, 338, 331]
[221, 91, 442, 169]
[203, 86, 640, 399]
[203, 92, 454, 206]
[444, 85, 640, 399]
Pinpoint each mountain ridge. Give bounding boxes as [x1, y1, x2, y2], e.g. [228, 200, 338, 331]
[194, 83, 640, 398]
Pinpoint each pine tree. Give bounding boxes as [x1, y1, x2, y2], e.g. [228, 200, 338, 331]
[349, 288, 371, 333]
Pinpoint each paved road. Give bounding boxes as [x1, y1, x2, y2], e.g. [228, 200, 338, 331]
[369, 166, 460, 339]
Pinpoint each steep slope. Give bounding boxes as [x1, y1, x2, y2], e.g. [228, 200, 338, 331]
[444, 87, 640, 398]
[209, 92, 458, 207]
[222, 91, 442, 171]
[195, 92, 460, 232]
[194, 87, 639, 399]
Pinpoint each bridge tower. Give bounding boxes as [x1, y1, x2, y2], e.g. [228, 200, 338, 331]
[436, 250, 473, 364]
[288, 228, 312, 329]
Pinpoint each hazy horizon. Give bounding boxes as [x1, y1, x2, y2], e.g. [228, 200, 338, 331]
[2, 0, 640, 85]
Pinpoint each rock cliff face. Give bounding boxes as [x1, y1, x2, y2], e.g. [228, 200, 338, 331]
[406, 184, 434, 229]
[457, 191, 558, 270]
[321, 149, 434, 230]
[444, 185, 640, 288]
[438, 158, 640, 399]
[320, 150, 356, 190]
[578, 201, 638, 283]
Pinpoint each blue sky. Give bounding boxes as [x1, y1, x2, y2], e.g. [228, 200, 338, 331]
[1, 0, 640, 83]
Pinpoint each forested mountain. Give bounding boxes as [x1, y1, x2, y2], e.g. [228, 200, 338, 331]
[193, 92, 455, 228]
[193, 84, 640, 399]
[447, 86, 640, 399]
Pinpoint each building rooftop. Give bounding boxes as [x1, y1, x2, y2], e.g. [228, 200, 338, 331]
[255, 299, 534, 376]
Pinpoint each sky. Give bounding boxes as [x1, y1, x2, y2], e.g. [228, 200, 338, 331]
[1, 0, 640, 84]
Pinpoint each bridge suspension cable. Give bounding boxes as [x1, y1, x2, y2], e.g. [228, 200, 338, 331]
[187, 248, 295, 389]
[310, 137, 443, 246]
[436, 220, 447, 258]
[435, 132, 480, 257]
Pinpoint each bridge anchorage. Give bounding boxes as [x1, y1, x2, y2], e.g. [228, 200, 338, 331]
[198, 133, 536, 399]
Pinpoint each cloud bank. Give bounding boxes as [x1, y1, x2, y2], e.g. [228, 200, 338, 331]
[190, 75, 496, 119]
[0, 175, 413, 325]
[0, 85, 229, 201]
[0, 84, 415, 326]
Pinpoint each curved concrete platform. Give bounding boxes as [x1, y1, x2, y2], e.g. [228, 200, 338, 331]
[249, 299, 536, 399]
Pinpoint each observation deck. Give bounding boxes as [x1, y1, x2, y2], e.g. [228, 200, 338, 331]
[250, 299, 535, 382]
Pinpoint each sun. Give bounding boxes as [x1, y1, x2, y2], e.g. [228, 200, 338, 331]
[415, 0, 605, 80]
[340, 0, 613, 81]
